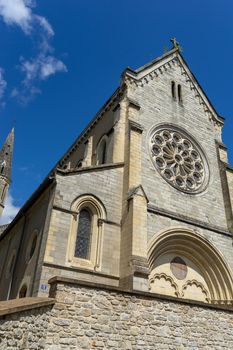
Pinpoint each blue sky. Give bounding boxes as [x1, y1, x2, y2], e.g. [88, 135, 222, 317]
[0, 0, 233, 223]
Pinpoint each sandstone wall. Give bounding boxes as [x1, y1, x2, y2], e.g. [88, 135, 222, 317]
[128, 56, 228, 230]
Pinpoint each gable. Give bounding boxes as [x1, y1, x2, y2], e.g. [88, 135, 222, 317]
[122, 48, 224, 131]
[122, 49, 228, 230]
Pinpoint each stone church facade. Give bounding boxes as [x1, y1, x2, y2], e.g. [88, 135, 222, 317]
[1, 41, 233, 310]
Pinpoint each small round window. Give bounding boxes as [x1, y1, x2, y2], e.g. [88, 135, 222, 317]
[26, 230, 38, 263]
[170, 256, 188, 280]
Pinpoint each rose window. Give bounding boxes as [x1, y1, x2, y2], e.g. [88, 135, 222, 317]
[150, 127, 208, 193]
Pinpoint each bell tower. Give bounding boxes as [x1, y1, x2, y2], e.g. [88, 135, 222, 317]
[0, 128, 14, 217]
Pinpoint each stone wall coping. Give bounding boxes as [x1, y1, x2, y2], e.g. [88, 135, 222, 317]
[0, 297, 55, 317]
[48, 276, 233, 313]
[44, 262, 119, 280]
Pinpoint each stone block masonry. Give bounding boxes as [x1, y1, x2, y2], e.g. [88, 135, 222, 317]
[1, 278, 233, 349]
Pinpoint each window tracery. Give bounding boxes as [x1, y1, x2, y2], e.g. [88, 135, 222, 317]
[148, 228, 233, 303]
[150, 126, 209, 193]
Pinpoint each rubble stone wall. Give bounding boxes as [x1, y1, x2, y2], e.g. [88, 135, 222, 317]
[1, 281, 233, 350]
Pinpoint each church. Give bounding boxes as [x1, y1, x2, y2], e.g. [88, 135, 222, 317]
[1, 39, 233, 308]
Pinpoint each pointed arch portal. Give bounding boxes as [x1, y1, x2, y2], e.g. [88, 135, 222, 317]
[148, 228, 233, 304]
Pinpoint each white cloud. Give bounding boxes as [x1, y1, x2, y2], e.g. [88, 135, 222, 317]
[0, 192, 20, 225]
[16, 54, 67, 103]
[0, 67, 7, 104]
[0, 0, 33, 34]
[21, 54, 67, 81]
[0, 0, 54, 36]
[40, 56, 67, 79]
[0, 0, 67, 104]
[35, 14, 54, 37]
[11, 85, 41, 104]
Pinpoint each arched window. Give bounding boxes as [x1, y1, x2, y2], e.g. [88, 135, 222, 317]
[75, 209, 92, 259]
[19, 284, 27, 298]
[77, 160, 83, 168]
[26, 230, 38, 263]
[6, 251, 16, 300]
[68, 195, 106, 270]
[171, 81, 176, 100]
[97, 136, 108, 165]
[178, 84, 182, 104]
[29, 234, 37, 260]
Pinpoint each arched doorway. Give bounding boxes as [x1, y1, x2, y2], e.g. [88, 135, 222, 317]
[148, 228, 233, 303]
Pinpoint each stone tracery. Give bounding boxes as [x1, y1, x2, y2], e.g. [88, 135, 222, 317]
[148, 228, 233, 303]
[150, 127, 208, 193]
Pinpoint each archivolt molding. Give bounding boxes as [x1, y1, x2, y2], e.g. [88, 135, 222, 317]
[70, 194, 107, 220]
[123, 52, 223, 127]
[181, 279, 210, 302]
[148, 227, 233, 302]
[149, 272, 180, 297]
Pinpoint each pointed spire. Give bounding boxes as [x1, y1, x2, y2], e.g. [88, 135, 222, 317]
[0, 128, 14, 181]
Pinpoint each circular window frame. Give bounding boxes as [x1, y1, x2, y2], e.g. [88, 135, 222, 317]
[170, 256, 188, 280]
[149, 124, 210, 194]
[25, 229, 38, 264]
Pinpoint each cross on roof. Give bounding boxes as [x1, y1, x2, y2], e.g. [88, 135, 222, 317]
[170, 37, 180, 49]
